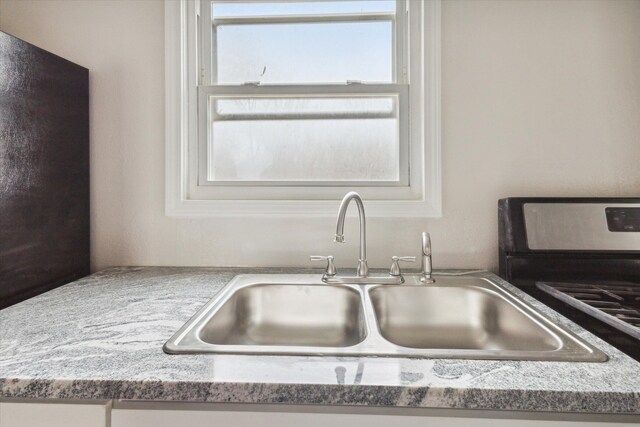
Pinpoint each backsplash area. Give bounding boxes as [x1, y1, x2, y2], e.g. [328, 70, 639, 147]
[0, 0, 638, 272]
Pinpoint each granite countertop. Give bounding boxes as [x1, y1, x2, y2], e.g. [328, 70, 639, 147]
[0, 267, 639, 413]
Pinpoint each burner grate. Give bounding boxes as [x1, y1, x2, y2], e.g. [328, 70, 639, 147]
[536, 282, 640, 338]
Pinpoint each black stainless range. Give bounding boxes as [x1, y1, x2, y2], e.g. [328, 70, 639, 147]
[499, 198, 640, 361]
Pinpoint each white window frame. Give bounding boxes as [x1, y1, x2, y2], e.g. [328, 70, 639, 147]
[165, 0, 441, 217]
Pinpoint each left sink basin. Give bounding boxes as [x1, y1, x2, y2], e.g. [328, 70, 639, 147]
[200, 283, 366, 347]
[164, 275, 367, 354]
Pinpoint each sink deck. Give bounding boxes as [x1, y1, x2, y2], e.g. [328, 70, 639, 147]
[164, 274, 607, 362]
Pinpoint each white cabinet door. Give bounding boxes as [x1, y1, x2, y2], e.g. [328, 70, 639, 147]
[111, 408, 637, 427]
[0, 401, 110, 427]
[113, 409, 426, 427]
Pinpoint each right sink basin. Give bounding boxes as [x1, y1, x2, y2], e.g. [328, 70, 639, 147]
[370, 285, 561, 352]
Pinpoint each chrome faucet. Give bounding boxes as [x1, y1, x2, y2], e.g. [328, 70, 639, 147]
[420, 232, 435, 283]
[311, 192, 416, 285]
[334, 191, 369, 277]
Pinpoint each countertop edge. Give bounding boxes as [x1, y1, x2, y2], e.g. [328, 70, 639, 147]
[2, 377, 639, 413]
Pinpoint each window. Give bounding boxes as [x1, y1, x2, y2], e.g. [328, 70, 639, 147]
[166, 0, 441, 216]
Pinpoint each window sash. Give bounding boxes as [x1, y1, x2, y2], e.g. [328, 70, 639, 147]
[197, 83, 410, 187]
[200, 0, 408, 86]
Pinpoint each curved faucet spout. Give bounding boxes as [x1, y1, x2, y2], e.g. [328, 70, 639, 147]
[335, 191, 368, 277]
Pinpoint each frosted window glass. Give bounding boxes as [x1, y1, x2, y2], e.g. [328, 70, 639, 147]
[215, 22, 393, 84]
[208, 97, 399, 182]
[210, 120, 398, 182]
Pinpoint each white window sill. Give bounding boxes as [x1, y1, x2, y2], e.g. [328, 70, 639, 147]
[165, 198, 441, 218]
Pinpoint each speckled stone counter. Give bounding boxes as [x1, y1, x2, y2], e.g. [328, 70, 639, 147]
[1, 267, 639, 413]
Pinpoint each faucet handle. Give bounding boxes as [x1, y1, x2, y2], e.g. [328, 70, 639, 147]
[420, 232, 435, 283]
[422, 232, 431, 256]
[389, 256, 416, 277]
[310, 255, 337, 277]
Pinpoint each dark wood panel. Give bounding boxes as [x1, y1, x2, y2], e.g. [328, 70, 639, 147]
[0, 31, 90, 309]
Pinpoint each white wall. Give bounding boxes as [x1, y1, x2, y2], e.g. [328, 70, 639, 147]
[1, 0, 639, 273]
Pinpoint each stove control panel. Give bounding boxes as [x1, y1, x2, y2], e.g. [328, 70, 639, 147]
[523, 203, 640, 250]
[606, 207, 640, 232]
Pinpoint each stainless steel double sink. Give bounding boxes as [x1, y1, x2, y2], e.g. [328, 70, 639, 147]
[164, 274, 607, 362]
